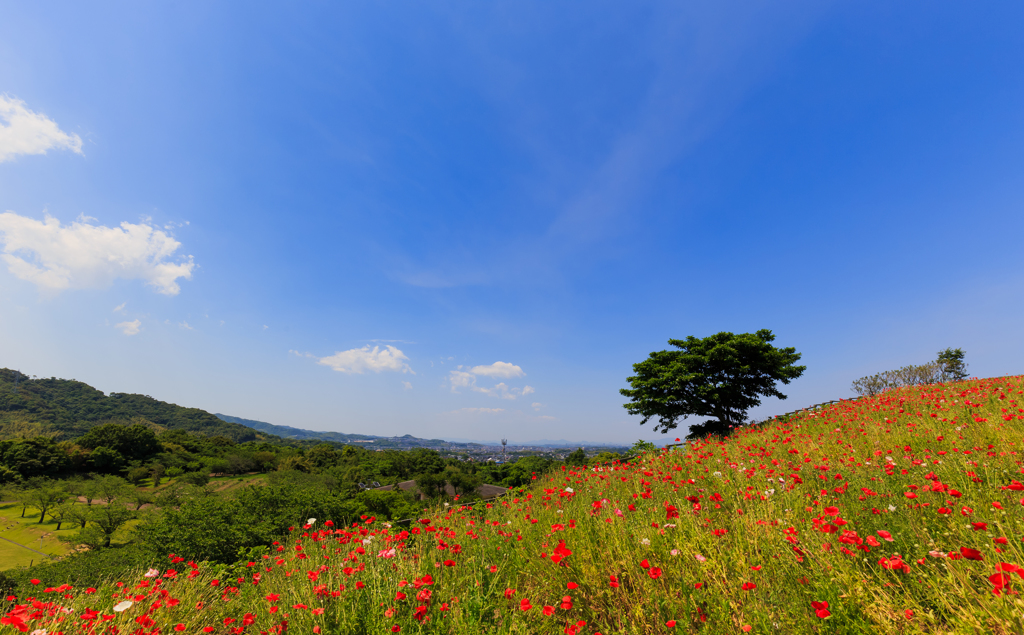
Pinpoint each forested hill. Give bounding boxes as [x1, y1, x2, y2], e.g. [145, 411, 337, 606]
[0, 368, 265, 443]
[215, 413, 379, 444]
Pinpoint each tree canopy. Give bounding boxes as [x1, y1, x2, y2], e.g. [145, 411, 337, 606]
[621, 330, 805, 439]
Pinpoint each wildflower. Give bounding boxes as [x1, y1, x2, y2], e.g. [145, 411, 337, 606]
[960, 547, 984, 561]
[307, 518, 316, 525]
[811, 600, 830, 618]
[113, 601, 133, 613]
[144, 568, 160, 578]
[741, 582, 756, 591]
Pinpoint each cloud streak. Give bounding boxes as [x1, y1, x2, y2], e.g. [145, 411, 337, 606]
[0, 95, 83, 162]
[0, 212, 195, 295]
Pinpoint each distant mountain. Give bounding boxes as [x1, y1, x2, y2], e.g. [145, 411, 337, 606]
[215, 414, 381, 444]
[214, 415, 628, 451]
[0, 368, 269, 443]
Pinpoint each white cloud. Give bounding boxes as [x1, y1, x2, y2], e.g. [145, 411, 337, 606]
[0, 212, 195, 295]
[317, 345, 414, 374]
[448, 370, 533, 400]
[113, 302, 126, 313]
[402, 381, 412, 390]
[469, 361, 525, 378]
[116, 319, 141, 336]
[0, 96, 83, 162]
[179, 321, 192, 330]
[532, 402, 544, 411]
[450, 407, 505, 415]
[449, 370, 477, 390]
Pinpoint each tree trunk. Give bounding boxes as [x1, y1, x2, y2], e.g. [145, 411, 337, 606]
[38, 508, 46, 523]
[55, 520, 62, 530]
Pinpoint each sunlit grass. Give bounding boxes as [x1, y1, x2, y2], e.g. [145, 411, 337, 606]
[0, 503, 75, 569]
[4, 376, 1024, 634]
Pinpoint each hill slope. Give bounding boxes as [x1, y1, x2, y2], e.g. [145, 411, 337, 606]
[0, 368, 266, 443]
[9, 375, 1024, 634]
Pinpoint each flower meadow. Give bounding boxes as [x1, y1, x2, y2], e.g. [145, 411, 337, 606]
[5, 376, 1024, 634]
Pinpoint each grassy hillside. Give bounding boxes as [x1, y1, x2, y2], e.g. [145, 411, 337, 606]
[0, 369, 267, 443]
[4, 376, 1024, 634]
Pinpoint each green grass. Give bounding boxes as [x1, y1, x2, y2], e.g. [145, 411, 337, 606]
[0, 502, 76, 569]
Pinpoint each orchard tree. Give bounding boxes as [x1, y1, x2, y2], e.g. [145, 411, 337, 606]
[621, 330, 805, 440]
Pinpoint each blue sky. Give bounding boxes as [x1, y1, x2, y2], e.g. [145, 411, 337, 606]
[2, 1, 1023, 444]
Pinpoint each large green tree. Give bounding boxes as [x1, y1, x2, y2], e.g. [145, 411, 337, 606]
[621, 330, 806, 440]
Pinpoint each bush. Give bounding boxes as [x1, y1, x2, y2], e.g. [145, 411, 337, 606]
[177, 471, 209, 486]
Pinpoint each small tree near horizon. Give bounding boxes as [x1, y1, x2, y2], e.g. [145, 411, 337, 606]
[621, 330, 806, 441]
[937, 347, 968, 382]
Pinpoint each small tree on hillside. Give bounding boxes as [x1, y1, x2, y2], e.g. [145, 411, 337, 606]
[621, 330, 805, 440]
[937, 348, 968, 382]
[84, 503, 135, 548]
[27, 483, 68, 524]
[48, 500, 76, 530]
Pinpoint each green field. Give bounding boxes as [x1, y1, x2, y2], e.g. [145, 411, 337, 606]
[0, 501, 76, 570]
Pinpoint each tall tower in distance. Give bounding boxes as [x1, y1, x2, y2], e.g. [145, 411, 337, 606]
[501, 438, 507, 461]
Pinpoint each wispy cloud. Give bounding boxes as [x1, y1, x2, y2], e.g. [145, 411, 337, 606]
[0, 212, 195, 295]
[317, 345, 414, 374]
[116, 319, 141, 336]
[449, 363, 533, 400]
[0, 95, 83, 162]
[448, 407, 505, 415]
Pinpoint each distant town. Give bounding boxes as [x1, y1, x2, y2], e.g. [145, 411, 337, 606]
[215, 414, 631, 462]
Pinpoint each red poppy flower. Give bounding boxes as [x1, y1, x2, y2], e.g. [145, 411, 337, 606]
[811, 600, 830, 618]
[741, 582, 756, 591]
[543, 606, 556, 616]
[960, 547, 984, 561]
